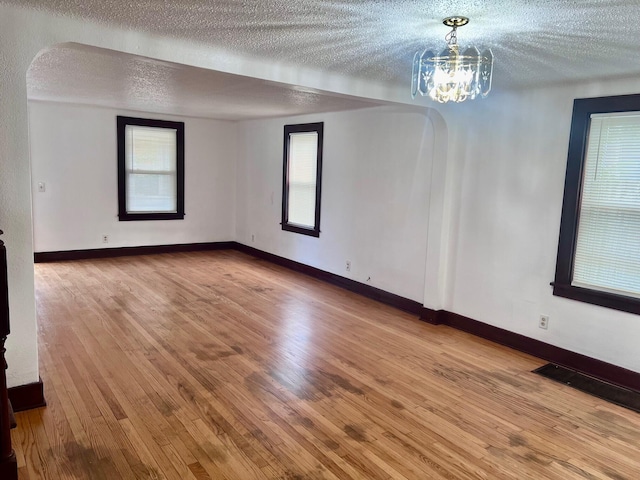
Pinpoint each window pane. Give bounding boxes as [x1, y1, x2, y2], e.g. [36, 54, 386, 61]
[287, 132, 318, 228]
[573, 113, 640, 296]
[125, 125, 178, 213]
[127, 173, 177, 213]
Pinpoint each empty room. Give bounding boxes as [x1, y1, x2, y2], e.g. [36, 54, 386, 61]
[1, 1, 640, 479]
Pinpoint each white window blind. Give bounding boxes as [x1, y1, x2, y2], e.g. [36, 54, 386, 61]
[573, 112, 640, 297]
[287, 132, 318, 228]
[125, 125, 178, 213]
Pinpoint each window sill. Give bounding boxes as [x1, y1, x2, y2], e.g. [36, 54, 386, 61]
[552, 282, 640, 316]
[282, 223, 320, 237]
[119, 212, 185, 221]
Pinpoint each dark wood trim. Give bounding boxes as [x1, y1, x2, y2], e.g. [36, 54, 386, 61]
[7, 379, 45, 413]
[34, 242, 235, 263]
[118, 212, 185, 222]
[233, 243, 423, 315]
[281, 223, 321, 238]
[282, 122, 324, 238]
[117, 116, 185, 222]
[419, 307, 445, 325]
[553, 98, 589, 290]
[554, 94, 640, 315]
[553, 283, 640, 316]
[0, 230, 16, 480]
[0, 233, 8, 337]
[423, 309, 640, 393]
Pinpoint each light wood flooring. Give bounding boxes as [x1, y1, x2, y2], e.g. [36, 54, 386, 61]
[12, 250, 640, 479]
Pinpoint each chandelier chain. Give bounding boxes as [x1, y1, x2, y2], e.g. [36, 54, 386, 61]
[445, 27, 458, 46]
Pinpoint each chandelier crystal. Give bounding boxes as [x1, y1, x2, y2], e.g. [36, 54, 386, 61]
[411, 16, 493, 103]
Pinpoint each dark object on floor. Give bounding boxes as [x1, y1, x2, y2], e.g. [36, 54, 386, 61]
[534, 363, 640, 414]
[8, 402, 15, 430]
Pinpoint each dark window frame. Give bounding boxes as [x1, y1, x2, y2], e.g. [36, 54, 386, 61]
[553, 93, 640, 315]
[117, 116, 185, 221]
[281, 122, 324, 237]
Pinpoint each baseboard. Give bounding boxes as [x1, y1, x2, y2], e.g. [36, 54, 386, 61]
[8, 378, 46, 412]
[419, 308, 446, 325]
[233, 243, 424, 315]
[421, 308, 640, 393]
[34, 242, 236, 263]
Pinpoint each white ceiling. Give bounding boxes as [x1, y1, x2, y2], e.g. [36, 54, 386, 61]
[27, 44, 388, 121]
[12, 0, 640, 90]
[15, 0, 640, 116]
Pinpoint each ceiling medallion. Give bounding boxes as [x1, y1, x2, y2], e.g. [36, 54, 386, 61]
[411, 16, 493, 103]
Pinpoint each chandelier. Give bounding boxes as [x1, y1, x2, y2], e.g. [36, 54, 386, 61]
[411, 16, 493, 103]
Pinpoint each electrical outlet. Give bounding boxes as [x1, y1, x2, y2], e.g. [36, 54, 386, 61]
[102, 235, 109, 244]
[38, 182, 46, 192]
[539, 315, 549, 330]
[346, 261, 351, 272]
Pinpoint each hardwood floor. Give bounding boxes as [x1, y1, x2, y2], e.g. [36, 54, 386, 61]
[12, 250, 640, 479]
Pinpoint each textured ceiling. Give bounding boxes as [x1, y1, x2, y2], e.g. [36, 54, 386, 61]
[9, 0, 640, 90]
[27, 44, 387, 120]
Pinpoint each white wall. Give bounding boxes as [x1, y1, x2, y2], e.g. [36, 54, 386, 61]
[0, 2, 416, 388]
[236, 107, 436, 303]
[443, 76, 640, 373]
[4, 1, 640, 390]
[29, 102, 236, 252]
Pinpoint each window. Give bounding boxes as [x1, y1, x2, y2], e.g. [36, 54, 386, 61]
[117, 116, 185, 221]
[282, 122, 323, 237]
[554, 94, 640, 314]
